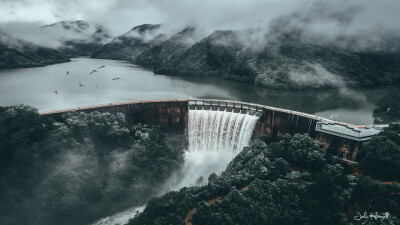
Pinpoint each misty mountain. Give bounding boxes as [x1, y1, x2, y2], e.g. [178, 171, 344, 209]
[252, 31, 400, 89]
[163, 28, 400, 89]
[40, 20, 111, 56]
[91, 24, 167, 61]
[144, 29, 256, 83]
[92, 23, 400, 89]
[0, 31, 70, 69]
[134, 27, 198, 66]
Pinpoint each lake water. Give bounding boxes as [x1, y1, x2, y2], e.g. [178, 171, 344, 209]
[0, 57, 395, 125]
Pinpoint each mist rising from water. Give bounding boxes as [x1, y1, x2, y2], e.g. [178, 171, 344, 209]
[92, 109, 259, 225]
[166, 109, 259, 189]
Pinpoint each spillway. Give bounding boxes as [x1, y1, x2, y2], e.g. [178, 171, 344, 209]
[168, 109, 260, 188]
[92, 108, 260, 225]
[188, 109, 260, 152]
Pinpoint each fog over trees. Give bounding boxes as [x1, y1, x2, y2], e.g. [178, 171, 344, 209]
[1, 1, 400, 224]
[0, 105, 184, 225]
[2, 1, 400, 89]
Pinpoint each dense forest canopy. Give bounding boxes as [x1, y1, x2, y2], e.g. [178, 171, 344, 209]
[92, 24, 400, 90]
[357, 122, 400, 181]
[0, 105, 184, 225]
[129, 133, 400, 225]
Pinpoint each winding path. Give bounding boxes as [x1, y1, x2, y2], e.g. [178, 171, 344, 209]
[185, 186, 248, 225]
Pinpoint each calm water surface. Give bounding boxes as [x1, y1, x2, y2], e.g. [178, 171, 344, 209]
[0, 57, 395, 124]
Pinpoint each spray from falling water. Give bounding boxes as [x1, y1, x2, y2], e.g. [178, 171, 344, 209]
[188, 109, 259, 152]
[166, 108, 260, 188]
[92, 108, 260, 225]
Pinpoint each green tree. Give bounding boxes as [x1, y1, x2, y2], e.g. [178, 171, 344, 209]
[0, 105, 184, 225]
[357, 122, 400, 180]
[268, 134, 325, 173]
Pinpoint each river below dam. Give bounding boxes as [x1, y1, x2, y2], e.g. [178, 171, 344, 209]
[0, 57, 398, 125]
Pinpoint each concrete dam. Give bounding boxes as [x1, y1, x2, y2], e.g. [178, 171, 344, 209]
[40, 99, 384, 161]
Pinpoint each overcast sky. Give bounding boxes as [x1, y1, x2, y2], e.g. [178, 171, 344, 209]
[1, 0, 400, 47]
[1, 0, 399, 34]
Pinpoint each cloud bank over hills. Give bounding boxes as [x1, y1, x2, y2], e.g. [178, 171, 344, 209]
[1, 0, 400, 89]
[1, 0, 400, 47]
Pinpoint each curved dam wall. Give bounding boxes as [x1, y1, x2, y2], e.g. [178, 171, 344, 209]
[41, 100, 188, 132]
[252, 105, 361, 161]
[40, 99, 381, 161]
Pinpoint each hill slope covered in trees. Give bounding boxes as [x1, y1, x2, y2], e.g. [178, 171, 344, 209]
[40, 20, 111, 57]
[0, 32, 70, 68]
[0, 105, 184, 225]
[129, 132, 400, 225]
[92, 24, 400, 90]
[91, 24, 167, 61]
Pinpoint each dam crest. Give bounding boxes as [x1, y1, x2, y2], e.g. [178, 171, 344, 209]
[40, 99, 385, 161]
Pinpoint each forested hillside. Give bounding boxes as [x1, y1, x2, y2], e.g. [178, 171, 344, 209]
[40, 20, 111, 57]
[91, 24, 167, 61]
[0, 105, 184, 225]
[92, 24, 400, 90]
[129, 130, 400, 225]
[0, 35, 70, 68]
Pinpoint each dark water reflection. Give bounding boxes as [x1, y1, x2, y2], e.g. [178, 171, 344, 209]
[0, 57, 397, 125]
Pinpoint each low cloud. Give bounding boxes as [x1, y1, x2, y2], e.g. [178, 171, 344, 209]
[0, 20, 111, 49]
[1, 0, 399, 50]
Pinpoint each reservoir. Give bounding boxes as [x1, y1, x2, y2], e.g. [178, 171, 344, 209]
[0, 57, 395, 125]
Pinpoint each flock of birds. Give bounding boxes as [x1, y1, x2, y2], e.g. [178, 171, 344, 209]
[54, 65, 124, 95]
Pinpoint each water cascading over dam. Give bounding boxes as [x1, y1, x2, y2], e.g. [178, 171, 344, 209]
[173, 109, 260, 187]
[188, 109, 260, 152]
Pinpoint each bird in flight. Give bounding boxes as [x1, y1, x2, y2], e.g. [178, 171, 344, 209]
[54, 90, 58, 95]
[90, 65, 105, 75]
[112, 77, 124, 80]
[79, 82, 85, 87]
[66, 71, 69, 75]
